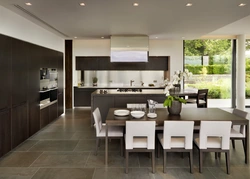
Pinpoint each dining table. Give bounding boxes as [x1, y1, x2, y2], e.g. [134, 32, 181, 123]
[105, 107, 249, 165]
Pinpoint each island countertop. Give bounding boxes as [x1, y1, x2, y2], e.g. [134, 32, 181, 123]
[91, 89, 165, 95]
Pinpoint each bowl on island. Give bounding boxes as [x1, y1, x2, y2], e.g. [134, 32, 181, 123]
[130, 111, 145, 118]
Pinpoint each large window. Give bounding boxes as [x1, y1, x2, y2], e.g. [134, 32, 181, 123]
[245, 39, 250, 106]
[184, 39, 233, 107]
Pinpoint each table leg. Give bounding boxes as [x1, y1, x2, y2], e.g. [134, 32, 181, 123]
[105, 124, 108, 165]
[245, 123, 249, 164]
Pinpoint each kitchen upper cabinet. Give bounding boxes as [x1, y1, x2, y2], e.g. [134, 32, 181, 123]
[50, 50, 59, 68]
[11, 39, 28, 107]
[76, 56, 168, 70]
[0, 109, 11, 158]
[0, 35, 11, 110]
[146, 57, 168, 70]
[76, 57, 98, 70]
[11, 103, 28, 149]
[40, 47, 51, 68]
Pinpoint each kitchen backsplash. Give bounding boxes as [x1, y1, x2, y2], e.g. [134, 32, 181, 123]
[76, 70, 165, 87]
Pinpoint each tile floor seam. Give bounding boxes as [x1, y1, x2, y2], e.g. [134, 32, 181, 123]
[30, 167, 41, 179]
[83, 151, 91, 168]
[72, 139, 80, 152]
[28, 152, 44, 167]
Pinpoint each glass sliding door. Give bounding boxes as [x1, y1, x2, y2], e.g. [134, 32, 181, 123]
[184, 39, 233, 108]
[245, 39, 250, 106]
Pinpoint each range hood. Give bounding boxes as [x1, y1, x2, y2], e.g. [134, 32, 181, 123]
[110, 35, 149, 62]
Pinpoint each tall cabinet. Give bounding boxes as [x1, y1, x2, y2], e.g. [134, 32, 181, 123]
[0, 34, 64, 157]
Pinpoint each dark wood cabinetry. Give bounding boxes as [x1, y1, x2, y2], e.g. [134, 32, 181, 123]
[49, 102, 58, 123]
[74, 88, 96, 106]
[40, 106, 49, 129]
[58, 93, 64, 116]
[0, 34, 64, 158]
[0, 109, 11, 158]
[0, 35, 11, 110]
[11, 103, 28, 149]
[76, 56, 168, 70]
[11, 39, 28, 107]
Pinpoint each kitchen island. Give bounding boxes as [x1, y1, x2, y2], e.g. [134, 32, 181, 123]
[91, 89, 166, 124]
[75, 86, 165, 106]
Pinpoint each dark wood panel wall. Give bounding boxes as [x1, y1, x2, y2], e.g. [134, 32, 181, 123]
[0, 34, 64, 158]
[65, 40, 72, 109]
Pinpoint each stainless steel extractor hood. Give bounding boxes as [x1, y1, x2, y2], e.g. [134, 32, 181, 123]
[110, 35, 149, 62]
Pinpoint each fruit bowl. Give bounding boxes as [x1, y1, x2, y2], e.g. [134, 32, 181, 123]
[130, 111, 145, 118]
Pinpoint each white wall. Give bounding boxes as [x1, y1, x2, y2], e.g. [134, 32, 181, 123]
[73, 39, 183, 86]
[0, 5, 64, 52]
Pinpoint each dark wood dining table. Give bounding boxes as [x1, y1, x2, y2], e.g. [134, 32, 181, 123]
[105, 108, 249, 165]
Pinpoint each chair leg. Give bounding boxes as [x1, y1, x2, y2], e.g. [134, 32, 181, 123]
[152, 151, 155, 173]
[120, 138, 123, 157]
[232, 140, 235, 149]
[215, 152, 217, 159]
[242, 139, 246, 156]
[157, 141, 160, 158]
[189, 151, 193, 173]
[225, 151, 230, 174]
[125, 151, 129, 174]
[199, 150, 203, 173]
[163, 150, 167, 173]
[95, 138, 99, 155]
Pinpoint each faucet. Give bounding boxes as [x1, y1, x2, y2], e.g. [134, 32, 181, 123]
[130, 80, 134, 86]
[141, 81, 144, 86]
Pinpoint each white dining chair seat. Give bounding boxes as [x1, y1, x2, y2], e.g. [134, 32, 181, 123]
[158, 133, 185, 148]
[194, 137, 223, 149]
[230, 128, 245, 138]
[97, 126, 124, 137]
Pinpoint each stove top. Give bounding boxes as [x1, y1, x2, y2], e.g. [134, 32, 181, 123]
[117, 88, 142, 92]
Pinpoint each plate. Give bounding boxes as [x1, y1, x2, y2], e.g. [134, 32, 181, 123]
[147, 113, 157, 118]
[114, 109, 130, 116]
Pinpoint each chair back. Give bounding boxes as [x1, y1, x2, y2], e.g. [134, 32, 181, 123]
[199, 121, 232, 149]
[197, 89, 208, 107]
[232, 108, 248, 135]
[163, 121, 194, 149]
[126, 121, 155, 150]
[92, 108, 103, 136]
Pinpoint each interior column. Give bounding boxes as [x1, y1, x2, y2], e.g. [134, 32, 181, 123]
[236, 35, 246, 110]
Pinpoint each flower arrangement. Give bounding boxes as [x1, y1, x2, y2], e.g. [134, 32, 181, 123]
[163, 69, 192, 107]
[172, 69, 193, 84]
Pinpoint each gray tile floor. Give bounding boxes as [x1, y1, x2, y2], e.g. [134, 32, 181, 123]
[0, 107, 250, 179]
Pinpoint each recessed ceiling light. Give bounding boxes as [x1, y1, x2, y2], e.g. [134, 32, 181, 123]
[25, 2, 32, 6]
[101, 37, 104, 39]
[79, 2, 85, 6]
[239, 3, 246, 7]
[182, 37, 185, 39]
[74, 37, 77, 39]
[133, 3, 139, 6]
[186, 3, 192, 7]
[155, 37, 158, 39]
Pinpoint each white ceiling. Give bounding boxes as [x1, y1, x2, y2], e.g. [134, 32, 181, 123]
[1, 0, 250, 40]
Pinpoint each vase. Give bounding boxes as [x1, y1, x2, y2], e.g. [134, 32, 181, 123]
[167, 100, 182, 115]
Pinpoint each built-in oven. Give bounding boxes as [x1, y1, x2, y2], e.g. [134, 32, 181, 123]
[50, 88, 58, 102]
[40, 90, 50, 103]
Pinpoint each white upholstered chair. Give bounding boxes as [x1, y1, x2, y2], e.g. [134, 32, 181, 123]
[194, 121, 232, 174]
[157, 121, 194, 173]
[92, 107, 124, 156]
[231, 108, 248, 154]
[125, 121, 156, 173]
